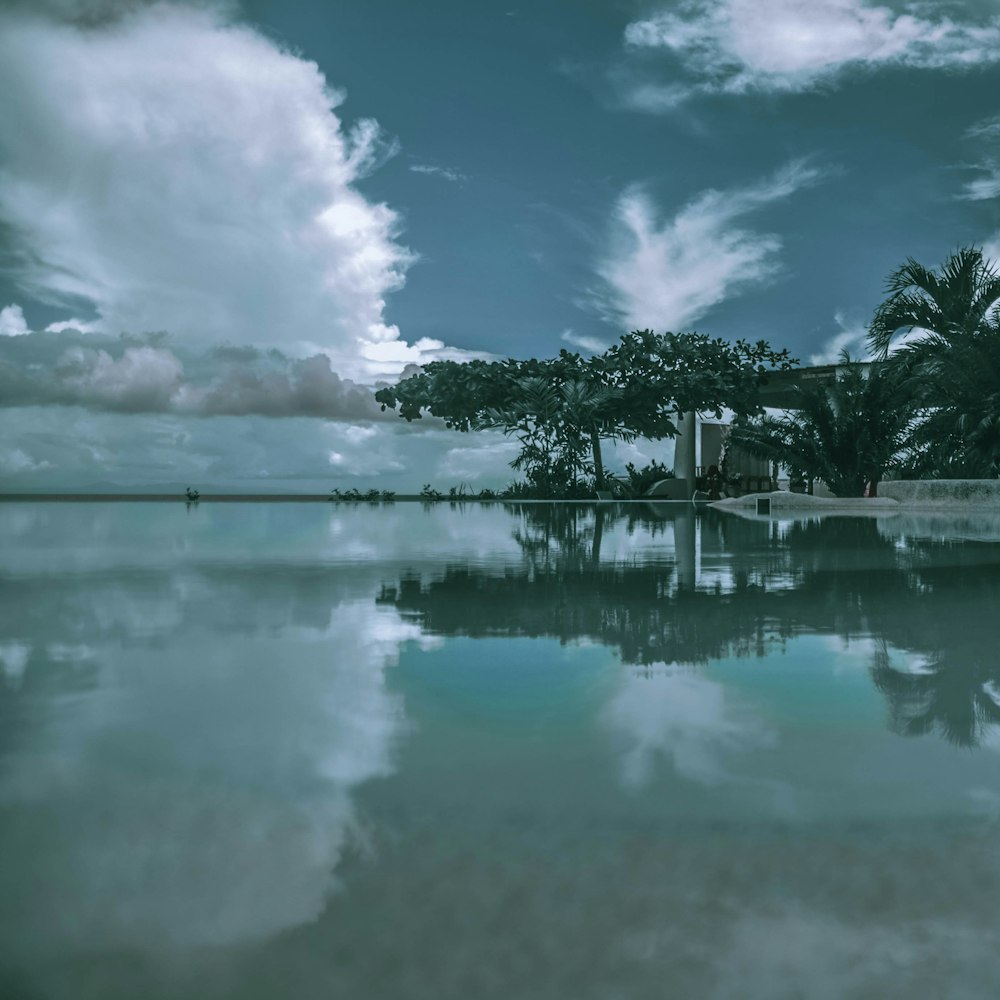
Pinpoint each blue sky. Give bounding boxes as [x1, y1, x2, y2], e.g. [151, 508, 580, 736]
[2, 0, 1000, 490]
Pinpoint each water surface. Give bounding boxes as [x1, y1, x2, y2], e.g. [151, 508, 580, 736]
[1, 501, 999, 999]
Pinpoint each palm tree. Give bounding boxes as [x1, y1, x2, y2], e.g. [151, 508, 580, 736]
[868, 247, 1000, 476]
[728, 353, 916, 497]
[868, 246, 1000, 358]
[898, 329, 1000, 476]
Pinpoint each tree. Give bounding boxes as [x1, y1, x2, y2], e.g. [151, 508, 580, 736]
[867, 247, 1000, 477]
[727, 353, 916, 497]
[894, 330, 1000, 477]
[374, 331, 795, 496]
[868, 246, 1000, 358]
[373, 353, 631, 496]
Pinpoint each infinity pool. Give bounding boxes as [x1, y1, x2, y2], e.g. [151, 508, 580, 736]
[1, 501, 999, 999]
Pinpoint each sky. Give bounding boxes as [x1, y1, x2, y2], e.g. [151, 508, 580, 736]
[2, 0, 1000, 492]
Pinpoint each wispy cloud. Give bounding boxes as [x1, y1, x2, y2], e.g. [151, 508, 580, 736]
[594, 160, 824, 330]
[409, 163, 466, 183]
[959, 114, 1000, 258]
[560, 329, 610, 354]
[624, 0, 1000, 103]
[960, 114, 1000, 202]
[807, 312, 870, 364]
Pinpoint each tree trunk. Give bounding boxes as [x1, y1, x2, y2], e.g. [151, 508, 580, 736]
[591, 506, 605, 564]
[590, 429, 605, 488]
[869, 476, 879, 498]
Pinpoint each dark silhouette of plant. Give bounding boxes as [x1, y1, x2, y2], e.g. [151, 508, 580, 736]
[868, 248, 1000, 476]
[868, 247, 1000, 358]
[184, 487, 200, 502]
[728, 352, 916, 497]
[614, 460, 674, 498]
[870, 642, 1000, 748]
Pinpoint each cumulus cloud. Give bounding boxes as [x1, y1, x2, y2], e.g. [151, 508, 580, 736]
[595, 160, 822, 330]
[625, 0, 1000, 100]
[0, 304, 29, 337]
[0, 595, 416, 952]
[602, 665, 776, 788]
[0, 330, 386, 419]
[0, 3, 416, 368]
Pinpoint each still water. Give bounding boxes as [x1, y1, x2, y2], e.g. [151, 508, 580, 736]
[1, 501, 999, 999]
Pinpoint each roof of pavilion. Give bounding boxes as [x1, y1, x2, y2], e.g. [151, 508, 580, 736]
[754, 363, 845, 409]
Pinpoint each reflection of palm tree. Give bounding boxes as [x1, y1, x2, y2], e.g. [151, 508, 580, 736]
[870, 642, 1000, 748]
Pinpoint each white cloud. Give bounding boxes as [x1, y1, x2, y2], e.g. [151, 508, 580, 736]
[964, 168, 1000, 201]
[0, 642, 31, 689]
[560, 328, 610, 353]
[45, 317, 102, 334]
[961, 114, 1000, 242]
[625, 0, 1000, 99]
[409, 163, 466, 182]
[808, 311, 871, 364]
[602, 664, 775, 788]
[0, 304, 29, 337]
[0, 596, 416, 951]
[984, 236, 1000, 267]
[807, 311, 949, 365]
[595, 160, 822, 330]
[436, 433, 521, 482]
[0, 447, 51, 474]
[58, 345, 185, 411]
[0, 4, 415, 372]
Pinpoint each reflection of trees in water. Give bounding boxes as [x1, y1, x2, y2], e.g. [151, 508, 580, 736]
[871, 642, 1000, 748]
[865, 542, 1000, 747]
[379, 566, 783, 666]
[380, 505, 1000, 747]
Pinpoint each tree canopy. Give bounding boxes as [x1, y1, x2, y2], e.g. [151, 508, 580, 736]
[374, 330, 795, 496]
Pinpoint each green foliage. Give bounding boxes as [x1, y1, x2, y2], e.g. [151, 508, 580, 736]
[868, 247, 1000, 477]
[729, 353, 916, 497]
[420, 483, 444, 500]
[868, 247, 1000, 358]
[610, 460, 675, 498]
[184, 487, 200, 502]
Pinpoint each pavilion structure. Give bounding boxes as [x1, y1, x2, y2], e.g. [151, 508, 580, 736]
[670, 363, 845, 496]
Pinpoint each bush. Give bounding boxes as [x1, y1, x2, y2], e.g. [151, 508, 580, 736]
[612, 461, 674, 498]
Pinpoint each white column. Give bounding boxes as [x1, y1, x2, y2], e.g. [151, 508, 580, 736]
[672, 410, 696, 497]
